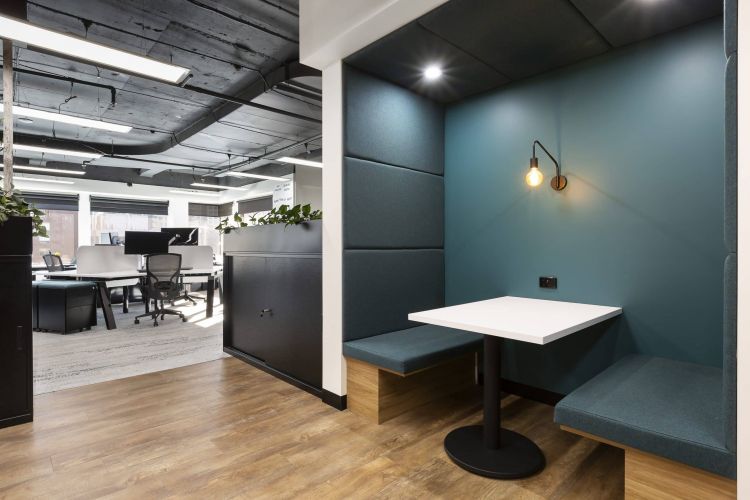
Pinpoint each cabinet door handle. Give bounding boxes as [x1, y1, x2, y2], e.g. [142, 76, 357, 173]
[260, 308, 272, 317]
[16, 326, 23, 351]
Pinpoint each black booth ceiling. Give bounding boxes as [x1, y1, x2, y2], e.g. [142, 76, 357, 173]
[345, 0, 723, 103]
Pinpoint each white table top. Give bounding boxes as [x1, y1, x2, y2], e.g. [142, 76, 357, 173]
[41, 266, 222, 280]
[408, 296, 622, 345]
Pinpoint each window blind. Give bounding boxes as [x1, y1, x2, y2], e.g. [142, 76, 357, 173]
[238, 196, 272, 214]
[90, 196, 169, 215]
[22, 192, 79, 211]
[188, 203, 220, 217]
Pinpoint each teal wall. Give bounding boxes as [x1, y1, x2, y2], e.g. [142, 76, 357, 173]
[444, 20, 726, 394]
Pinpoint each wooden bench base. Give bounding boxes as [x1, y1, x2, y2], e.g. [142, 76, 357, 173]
[346, 353, 477, 424]
[561, 426, 736, 499]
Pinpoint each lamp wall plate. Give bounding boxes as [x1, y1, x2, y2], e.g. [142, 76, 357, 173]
[551, 175, 567, 191]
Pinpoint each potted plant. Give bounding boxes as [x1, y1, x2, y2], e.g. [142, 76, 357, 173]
[219, 203, 322, 255]
[0, 190, 47, 256]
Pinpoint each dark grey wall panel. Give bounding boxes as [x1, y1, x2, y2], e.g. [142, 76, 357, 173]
[570, 0, 721, 47]
[344, 66, 444, 175]
[343, 157, 444, 249]
[726, 54, 737, 253]
[724, 253, 737, 452]
[725, 0, 737, 56]
[343, 249, 444, 341]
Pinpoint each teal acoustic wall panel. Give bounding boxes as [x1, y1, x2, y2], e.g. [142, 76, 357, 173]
[445, 20, 726, 394]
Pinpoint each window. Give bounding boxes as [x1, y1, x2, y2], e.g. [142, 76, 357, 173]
[24, 192, 80, 267]
[188, 215, 222, 257]
[89, 196, 169, 244]
[188, 202, 232, 258]
[90, 212, 168, 245]
[32, 209, 78, 266]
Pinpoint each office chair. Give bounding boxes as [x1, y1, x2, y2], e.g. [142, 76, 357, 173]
[43, 253, 64, 272]
[134, 253, 187, 326]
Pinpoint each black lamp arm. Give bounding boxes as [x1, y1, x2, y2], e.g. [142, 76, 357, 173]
[532, 140, 561, 179]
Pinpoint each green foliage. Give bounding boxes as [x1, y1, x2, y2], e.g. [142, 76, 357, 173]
[0, 190, 48, 237]
[215, 203, 322, 234]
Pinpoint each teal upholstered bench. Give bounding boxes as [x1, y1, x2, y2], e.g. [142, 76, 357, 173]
[343, 325, 482, 423]
[555, 355, 736, 496]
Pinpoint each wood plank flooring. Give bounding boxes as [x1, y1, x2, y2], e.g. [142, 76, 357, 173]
[0, 357, 624, 499]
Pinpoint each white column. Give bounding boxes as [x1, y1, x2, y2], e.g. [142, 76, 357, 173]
[738, 1, 749, 494]
[321, 60, 346, 397]
[77, 193, 91, 246]
[168, 197, 190, 227]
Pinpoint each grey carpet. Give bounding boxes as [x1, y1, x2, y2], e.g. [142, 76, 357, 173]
[33, 294, 225, 395]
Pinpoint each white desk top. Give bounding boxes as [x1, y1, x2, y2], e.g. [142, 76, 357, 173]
[42, 266, 222, 280]
[408, 296, 622, 345]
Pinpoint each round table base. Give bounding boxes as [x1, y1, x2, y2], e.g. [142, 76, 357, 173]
[444, 425, 545, 479]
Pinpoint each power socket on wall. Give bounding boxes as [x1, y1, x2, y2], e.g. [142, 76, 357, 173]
[539, 276, 557, 289]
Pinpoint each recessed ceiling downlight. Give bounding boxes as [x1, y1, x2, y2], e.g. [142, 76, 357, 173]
[424, 65, 443, 81]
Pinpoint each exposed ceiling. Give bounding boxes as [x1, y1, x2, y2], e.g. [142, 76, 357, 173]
[345, 0, 723, 104]
[1, 0, 322, 191]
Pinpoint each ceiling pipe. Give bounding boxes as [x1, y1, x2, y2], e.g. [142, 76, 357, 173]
[208, 133, 322, 177]
[1, 65, 117, 107]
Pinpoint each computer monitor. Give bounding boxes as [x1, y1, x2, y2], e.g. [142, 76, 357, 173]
[124, 231, 171, 255]
[161, 227, 199, 246]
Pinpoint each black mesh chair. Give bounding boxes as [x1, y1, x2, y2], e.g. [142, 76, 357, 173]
[134, 253, 187, 326]
[43, 253, 64, 272]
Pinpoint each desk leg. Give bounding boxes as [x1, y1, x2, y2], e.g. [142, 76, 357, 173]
[123, 286, 129, 314]
[97, 283, 117, 330]
[206, 277, 214, 318]
[217, 277, 223, 304]
[443, 335, 544, 479]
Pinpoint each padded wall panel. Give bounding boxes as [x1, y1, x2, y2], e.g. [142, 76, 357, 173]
[724, 253, 737, 452]
[726, 54, 738, 252]
[344, 66, 444, 175]
[344, 157, 444, 249]
[725, 0, 737, 56]
[343, 249, 444, 341]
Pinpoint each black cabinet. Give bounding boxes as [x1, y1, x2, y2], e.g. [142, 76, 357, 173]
[0, 217, 33, 428]
[224, 222, 322, 394]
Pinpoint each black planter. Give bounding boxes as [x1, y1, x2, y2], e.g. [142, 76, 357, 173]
[0, 215, 33, 428]
[0, 216, 33, 256]
[223, 220, 323, 394]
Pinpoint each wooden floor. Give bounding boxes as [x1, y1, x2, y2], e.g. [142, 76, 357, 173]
[0, 357, 624, 499]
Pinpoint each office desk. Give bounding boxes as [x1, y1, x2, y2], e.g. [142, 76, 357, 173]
[409, 296, 622, 479]
[43, 266, 223, 330]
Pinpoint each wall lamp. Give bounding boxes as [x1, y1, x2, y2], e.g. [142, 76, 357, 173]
[525, 140, 567, 191]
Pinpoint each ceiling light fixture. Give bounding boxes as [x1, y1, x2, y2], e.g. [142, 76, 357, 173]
[12, 165, 86, 176]
[13, 106, 132, 133]
[4, 176, 75, 185]
[525, 140, 567, 191]
[169, 189, 220, 197]
[225, 172, 292, 182]
[0, 14, 190, 84]
[424, 65, 443, 81]
[189, 182, 247, 191]
[13, 144, 102, 159]
[276, 157, 323, 168]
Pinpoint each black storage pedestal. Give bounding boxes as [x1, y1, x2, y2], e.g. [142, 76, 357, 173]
[223, 221, 322, 395]
[0, 217, 33, 429]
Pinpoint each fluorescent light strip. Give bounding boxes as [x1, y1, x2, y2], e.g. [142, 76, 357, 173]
[169, 190, 220, 197]
[0, 14, 190, 84]
[277, 156, 323, 168]
[13, 144, 102, 159]
[14, 106, 132, 133]
[13, 165, 86, 176]
[189, 182, 247, 191]
[226, 172, 291, 182]
[3, 176, 74, 185]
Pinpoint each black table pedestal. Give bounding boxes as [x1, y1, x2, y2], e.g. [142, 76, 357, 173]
[444, 335, 545, 479]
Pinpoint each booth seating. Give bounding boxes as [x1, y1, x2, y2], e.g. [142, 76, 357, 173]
[34, 281, 98, 334]
[341, 68, 481, 423]
[554, 10, 738, 497]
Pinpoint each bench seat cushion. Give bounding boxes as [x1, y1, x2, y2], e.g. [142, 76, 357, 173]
[343, 325, 482, 374]
[554, 354, 735, 478]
